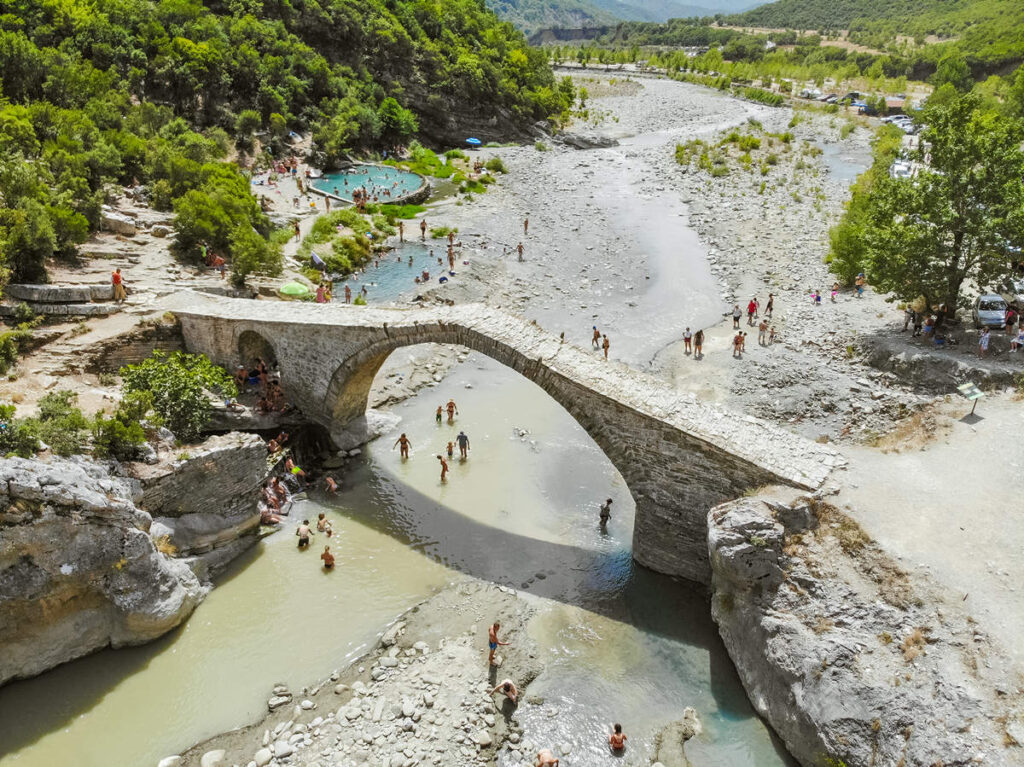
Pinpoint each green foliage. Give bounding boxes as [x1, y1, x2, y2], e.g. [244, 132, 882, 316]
[121, 351, 236, 443]
[92, 391, 152, 461]
[11, 302, 36, 325]
[831, 94, 1024, 307]
[0, 404, 39, 457]
[172, 164, 269, 262]
[741, 87, 784, 107]
[229, 224, 282, 284]
[27, 390, 89, 457]
[353, 294, 367, 305]
[430, 226, 458, 239]
[484, 157, 508, 174]
[535, 141, 549, 151]
[374, 204, 425, 220]
[840, 122, 857, 139]
[298, 208, 379, 276]
[0, 330, 31, 375]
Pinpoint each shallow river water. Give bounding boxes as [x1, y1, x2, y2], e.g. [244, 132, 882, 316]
[0, 353, 791, 767]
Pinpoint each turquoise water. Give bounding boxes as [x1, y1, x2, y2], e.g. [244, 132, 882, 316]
[312, 165, 422, 200]
[341, 241, 467, 304]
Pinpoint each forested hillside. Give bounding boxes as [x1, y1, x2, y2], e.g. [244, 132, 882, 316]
[727, 0, 1024, 70]
[0, 0, 573, 284]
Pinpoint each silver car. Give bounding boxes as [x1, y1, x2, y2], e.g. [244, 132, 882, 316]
[973, 294, 1007, 328]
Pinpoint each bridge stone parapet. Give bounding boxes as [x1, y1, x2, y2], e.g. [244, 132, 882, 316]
[167, 291, 843, 583]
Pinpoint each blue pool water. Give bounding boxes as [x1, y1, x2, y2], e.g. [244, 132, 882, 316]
[341, 241, 464, 304]
[312, 165, 423, 200]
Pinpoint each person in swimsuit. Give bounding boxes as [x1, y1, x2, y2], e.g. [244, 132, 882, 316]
[398, 221, 404, 242]
[488, 622, 508, 665]
[516, 242, 524, 261]
[321, 545, 335, 569]
[524, 217, 529, 235]
[491, 679, 519, 703]
[296, 519, 312, 549]
[765, 293, 774, 317]
[609, 723, 627, 751]
[758, 320, 768, 346]
[592, 326, 601, 349]
[420, 219, 427, 240]
[325, 476, 338, 493]
[435, 405, 443, 424]
[437, 454, 449, 482]
[393, 433, 412, 459]
[316, 513, 328, 532]
[446, 399, 458, 423]
[456, 430, 470, 459]
[602, 334, 610, 359]
[694, 328, 704, 358]
[535, 749, 559, 766]
[446, 441, 454, 458]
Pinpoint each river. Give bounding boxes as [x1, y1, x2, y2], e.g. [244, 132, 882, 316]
[0, 352, 792, 767]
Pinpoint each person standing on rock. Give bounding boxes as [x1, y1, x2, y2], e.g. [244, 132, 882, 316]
[758, 320, 768, 346]
[437, 454, 449, 483]
[746, 297, 758, 325]
[765, 292, 774, 318]
[732, 332, 742, 358]
[344, 284, 351, 303]
[732, 304, 741, 329]
[457, 430, 470, 459]
[446, 399, 459, 423]
[320, 545, 335, 570]
[491, 679, 519, 704]
[398, 221, 404, 242]
[516, 242, 524, 262]
[420, 218, 427, 240]
[112, 268, 127, 303]
[296, 519, 313, 549]
[393, 433, 412, 459]
[535, 748, 559, 766]
[608, 723, 627, 752]
[488, 622, 508, 665]
[694, 328, 704, 358]
[602, 334, 610, 360]
[592, 326, 601, 349]
[683, 327, 692, 354]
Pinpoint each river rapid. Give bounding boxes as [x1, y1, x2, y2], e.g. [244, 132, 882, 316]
[0, 76, 807, 767]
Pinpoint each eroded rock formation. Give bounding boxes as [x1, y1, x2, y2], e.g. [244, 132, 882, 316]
[708, 490, 1024, 767]
[0, 456, 205, 686]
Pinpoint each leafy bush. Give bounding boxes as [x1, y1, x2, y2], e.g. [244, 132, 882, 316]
[430, 226, 457, 239]
[12, 302, 36, 325]
[27, 390, 89, 457]
[0, 404, 39, 457]
[229, 224, 283, 283]
[121, 351, 236, 443]
[484, 157, 508, 173]
[92, 394, 150, 461]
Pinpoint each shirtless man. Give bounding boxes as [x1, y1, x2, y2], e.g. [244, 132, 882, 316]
[488, 622, 508, 665]
[398, 221, 404, 242]
[758, 319, 768, 346]
[321, 545, 335, 570]
[535, 749, 559, 766]
[446, 399, 458, 423]
[447, 230, 455, 246]
[456, 430, 470, 459]
[516, 242, 524, 262]
[523, 217, 529, 236]
[490, 679, 519, 704]
[435, 405, 443, 424]
[437, 454, 449, 483]
[393, 432, 412, 459]
[316, 512, 329, 532]
[420, 218, 427, 240]
[296, 519, 313, 549]
[592, 326, 601, 349]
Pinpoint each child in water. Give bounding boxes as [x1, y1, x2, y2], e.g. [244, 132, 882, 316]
[447, 442, 454, 459]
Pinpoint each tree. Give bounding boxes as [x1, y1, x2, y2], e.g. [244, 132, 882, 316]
[229, 223, 282, 284]
[377, 98, 418, 147]
[932, 52, 973, 93]
[855, 94, 1024, 310]
[120, 351, 236, 443]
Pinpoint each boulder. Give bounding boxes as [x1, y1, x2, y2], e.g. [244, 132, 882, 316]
[151, 225, 172, 238]
[557, 132, 619, 150]
[0, 456, 207, 686]
[101, 208, 137, 235]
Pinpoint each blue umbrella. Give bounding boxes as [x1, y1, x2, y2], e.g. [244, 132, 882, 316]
[465, 137, 482, 146]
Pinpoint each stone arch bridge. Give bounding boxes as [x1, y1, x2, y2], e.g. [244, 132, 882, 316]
[168, 292, 841, 583]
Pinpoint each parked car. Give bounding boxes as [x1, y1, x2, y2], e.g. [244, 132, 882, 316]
[973, 294, 1008, 328]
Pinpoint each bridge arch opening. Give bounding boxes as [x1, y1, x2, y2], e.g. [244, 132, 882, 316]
[237, 330, 277, 370]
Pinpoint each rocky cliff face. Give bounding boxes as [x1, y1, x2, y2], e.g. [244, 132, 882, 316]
[131, 432, 269, 580]
[708, 490, 1024, 767]
[0, 457, 206, 686]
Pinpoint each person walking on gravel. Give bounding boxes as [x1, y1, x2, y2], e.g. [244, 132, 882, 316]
[683, 327, 692, 354]
[732, 305, 741, 329]
[694, 328, 704, 358]
[488, 622, 508, 665]
[112, 268, 127, 303]
[765, 293, 774, 318]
